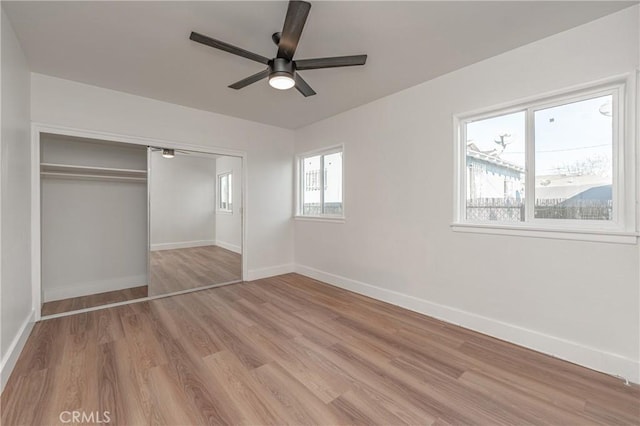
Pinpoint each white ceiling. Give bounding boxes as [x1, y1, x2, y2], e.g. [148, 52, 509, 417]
[3, 1, 636, 129]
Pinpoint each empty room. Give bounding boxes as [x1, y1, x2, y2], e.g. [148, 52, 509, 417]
[1, 1, 639, 424]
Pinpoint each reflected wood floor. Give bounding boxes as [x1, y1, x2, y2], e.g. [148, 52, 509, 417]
[149, 245, 241, 296]
[2, 274, 638, 425]
[41, 286, 148, 316]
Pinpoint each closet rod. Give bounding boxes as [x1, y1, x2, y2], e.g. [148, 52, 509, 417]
[41, 172, 147, 183]
[40, 162, 147, 175]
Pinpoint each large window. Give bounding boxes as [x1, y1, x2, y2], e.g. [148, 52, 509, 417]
[455, 79, 633, 238]
[297, 146, 343, 218]
[218, 172, 232, 213]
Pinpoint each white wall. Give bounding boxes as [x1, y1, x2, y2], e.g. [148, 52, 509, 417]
[215, 155, 242, 253]
[1, 8, 33, 389]
[40, 135, 148, 302]
[31, 72, 295, 280]
[294, 6, 640, 382]
[150, 150, 217, 250]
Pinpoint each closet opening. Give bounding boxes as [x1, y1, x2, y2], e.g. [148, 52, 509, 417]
[39, 134, 149, 315]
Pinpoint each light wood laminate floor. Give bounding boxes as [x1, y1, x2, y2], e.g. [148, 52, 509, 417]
[149, 245, 241, 296]
[41, 286, 148, 316]
[3, 274, 638, 425]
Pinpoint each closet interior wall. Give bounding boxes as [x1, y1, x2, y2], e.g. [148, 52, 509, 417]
[40, 133, 148, 304]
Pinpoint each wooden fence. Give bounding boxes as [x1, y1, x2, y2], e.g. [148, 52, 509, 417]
[466, 198, 612, 221]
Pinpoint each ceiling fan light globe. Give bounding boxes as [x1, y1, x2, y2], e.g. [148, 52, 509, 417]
[269, 74, 295, 90]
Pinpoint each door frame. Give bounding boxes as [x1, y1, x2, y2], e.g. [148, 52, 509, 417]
[31, 122, 248, 320]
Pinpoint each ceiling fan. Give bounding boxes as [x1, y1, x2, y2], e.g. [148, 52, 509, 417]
[189, 0, 367, 97]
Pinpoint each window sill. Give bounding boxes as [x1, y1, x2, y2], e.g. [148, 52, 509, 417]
[451, 223, 638, 244]
[217, 210, 233, 215]
[294, 215, 345, 224]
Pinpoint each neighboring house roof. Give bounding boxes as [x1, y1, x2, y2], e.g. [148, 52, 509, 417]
[536, 174, 611, 200]
[466, 142, 524, 173]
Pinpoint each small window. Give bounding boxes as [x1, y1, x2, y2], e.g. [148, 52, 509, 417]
[218, 172, 232, 213]
[455, 78, 631, 236]
[297, 147, 343, 218]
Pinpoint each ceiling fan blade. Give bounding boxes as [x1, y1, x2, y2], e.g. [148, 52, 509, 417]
[228, 69, 270, 90]
[190, 32, 270, 65]
[294, 73, 316, 97]
[277, 1, 311, 61]
[295, 55, 367, 70]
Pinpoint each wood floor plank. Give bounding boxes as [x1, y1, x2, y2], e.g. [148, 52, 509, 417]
[195, 302, 272, 370]
[584, 400, 640, 425]
[232, 298, 301, 340]
[161, 299, 223, 359]
[58, 329, 100, 421]
[113, 337, 166, 425]
[146, 364, 206, 425]
[203, 350, 294, 425]
[1, 369, 53, 426]
[147, 339, 235, 425]
[457, 369, 596, 425]
[253, 328, 351, 403]
[458, 339, 640, 413]
[2, 273, 638, 425]
[95, 308, 126, 345]
[97, 341, 129, 425]
[119, 313, 169, 369]
[291, 336, 438, 425]
[262, 302, 342, 348]
[330, 389, 410, 426]
[252, 362, 351, 426]
[335, 314, 468, 379]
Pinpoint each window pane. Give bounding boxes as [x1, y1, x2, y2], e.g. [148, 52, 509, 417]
[465, 111, 526, 222]
[534, 95, 613, 220]
[222, 175, 228, 203]
[323, 152, 343, 216]
[302, 155, 321, 215]
[219, 174, 229, 210]
[227, 174, 233, 211]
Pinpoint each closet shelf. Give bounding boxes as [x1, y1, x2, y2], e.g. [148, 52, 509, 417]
[40, 163, 147, 182]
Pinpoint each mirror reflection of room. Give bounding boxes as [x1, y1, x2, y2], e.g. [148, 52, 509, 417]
[148, 149, 242, 297]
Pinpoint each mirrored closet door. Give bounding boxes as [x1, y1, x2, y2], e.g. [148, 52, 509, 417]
[148, 148, 242, 297]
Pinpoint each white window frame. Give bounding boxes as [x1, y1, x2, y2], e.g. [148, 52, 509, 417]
[452, 75, 637, 244]
[217, 171, 233, 213]
[295, 144, 345, 222]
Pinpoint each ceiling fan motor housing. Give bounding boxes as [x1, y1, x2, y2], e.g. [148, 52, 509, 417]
[269, 57, 295, 79]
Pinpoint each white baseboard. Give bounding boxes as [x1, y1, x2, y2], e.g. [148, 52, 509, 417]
[215, 240, 241, 254]
[247, 264, 294, 281]
[1, 309, 35, 392]
[150, 240, 215, 251]
[295, 264, 640, 384]
[43, 274, 147, 302]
